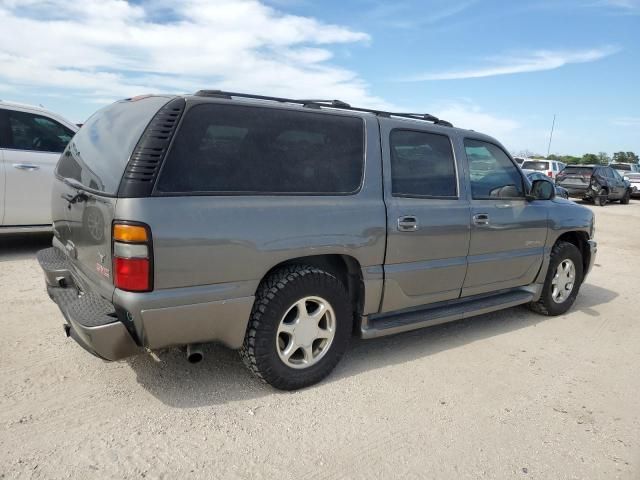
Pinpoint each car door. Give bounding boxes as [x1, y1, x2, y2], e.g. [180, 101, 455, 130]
[1, 109, 74, 226]
[462, 138, 548, 297]
[609, 167, 626, 199]
[380, 120, 470, 313]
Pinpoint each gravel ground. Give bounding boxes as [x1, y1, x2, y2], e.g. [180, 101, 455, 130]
[1, 202, 639, 480]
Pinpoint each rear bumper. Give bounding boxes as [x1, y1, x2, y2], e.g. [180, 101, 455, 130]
[38, 247, 142, 360]
[38, 246, 255, 361]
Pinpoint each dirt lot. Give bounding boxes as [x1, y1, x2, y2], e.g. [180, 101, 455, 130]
[1, 201, 639, 480]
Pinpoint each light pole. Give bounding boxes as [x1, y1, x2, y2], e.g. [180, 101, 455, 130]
[546, 114, 556, 157]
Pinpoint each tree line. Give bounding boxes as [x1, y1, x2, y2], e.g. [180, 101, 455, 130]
[515, 151, 639, 165]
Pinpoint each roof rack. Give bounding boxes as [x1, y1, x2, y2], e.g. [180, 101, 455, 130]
[193, 90, 453, 127]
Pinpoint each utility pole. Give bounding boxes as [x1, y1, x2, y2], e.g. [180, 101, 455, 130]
[546, 114, 556, 158]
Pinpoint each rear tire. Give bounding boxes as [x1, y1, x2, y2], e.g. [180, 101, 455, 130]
[529, 241, 583, 316]
[240, 265, 352, 390]
[596, 188, 608, 206]
[621, 189, 631, 204]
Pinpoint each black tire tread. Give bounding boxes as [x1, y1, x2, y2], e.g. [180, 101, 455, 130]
[239, 264, 349, 390]
[529, 241, 583, 316]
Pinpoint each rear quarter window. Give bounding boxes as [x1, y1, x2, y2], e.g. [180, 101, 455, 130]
[155, 103, 365, 195]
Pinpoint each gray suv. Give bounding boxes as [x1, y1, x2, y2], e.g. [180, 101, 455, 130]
[38, 91, 597, 390]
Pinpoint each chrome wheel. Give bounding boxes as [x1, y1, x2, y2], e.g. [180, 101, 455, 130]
[551, 259, 576, 304]
[276, 296, 335, 369]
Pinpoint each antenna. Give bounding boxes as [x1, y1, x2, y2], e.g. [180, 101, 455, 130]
[546, 114, 556, 157]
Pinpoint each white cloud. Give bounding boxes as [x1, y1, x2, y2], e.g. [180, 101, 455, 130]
[402, 46, 620, 81]
[432, 102, 520, 139]
[0, 0, 390, 107]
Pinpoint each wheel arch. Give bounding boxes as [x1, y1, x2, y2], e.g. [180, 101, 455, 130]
[554, 231, 591, 275]
[259, 254, 365, 322]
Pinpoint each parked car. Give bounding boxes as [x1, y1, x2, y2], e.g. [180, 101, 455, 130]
[556, 165, 632, 206]
[38, 91, 597, 390]
[610, 162, 640, 197]
[520, 159, 566, 180]
[0, 100, 78, 232]
[524, 170, 569, 199]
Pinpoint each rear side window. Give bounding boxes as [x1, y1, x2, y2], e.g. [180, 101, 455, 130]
[2, 110, 74, 152]
[56, 96, 172, 194]
[390, 130, 457, 197]
[155, 104, 364, 195]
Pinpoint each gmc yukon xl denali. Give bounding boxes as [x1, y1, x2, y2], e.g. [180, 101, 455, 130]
[38, 91, 597, 390]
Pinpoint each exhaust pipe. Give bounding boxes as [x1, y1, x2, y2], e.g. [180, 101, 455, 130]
[186, 344, 204, 364]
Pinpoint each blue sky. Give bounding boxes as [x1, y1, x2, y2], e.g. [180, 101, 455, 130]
[0, 0, 638, 156]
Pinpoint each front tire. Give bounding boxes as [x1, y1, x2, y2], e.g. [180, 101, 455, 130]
[621, 189, 631, 204]
[529, 241, 584, 316]
[240, 265, 352, 390]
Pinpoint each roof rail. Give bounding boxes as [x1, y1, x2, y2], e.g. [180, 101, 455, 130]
[192, 90, 453, 127]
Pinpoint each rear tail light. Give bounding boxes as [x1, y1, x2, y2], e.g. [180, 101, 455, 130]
[547, 171, 553, 177]
[112, 222, 152, 292]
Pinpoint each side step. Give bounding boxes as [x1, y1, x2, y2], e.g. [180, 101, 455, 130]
[361, 289, 536, 339]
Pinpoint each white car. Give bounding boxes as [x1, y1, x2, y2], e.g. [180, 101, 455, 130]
[0, 100, 78, 232]
[520, 159, 566, 181]
[611, 162, 640, 197]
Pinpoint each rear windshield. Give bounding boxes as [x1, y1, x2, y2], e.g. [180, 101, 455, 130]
[156, 103, 365, 195]
[561, 166, 593, 175]
[56, 96, 172, 194]
[521, 160, 549, 171]
[612, 164, 631, 171]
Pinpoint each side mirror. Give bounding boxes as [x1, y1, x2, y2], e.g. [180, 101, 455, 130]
[529, 179, 555, 200]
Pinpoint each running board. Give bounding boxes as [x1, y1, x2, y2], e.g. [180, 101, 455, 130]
[361, 289, 536, 339]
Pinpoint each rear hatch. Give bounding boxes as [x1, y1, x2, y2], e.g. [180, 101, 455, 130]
[52, 95, 174, 300]
[556, 166, 593, 188]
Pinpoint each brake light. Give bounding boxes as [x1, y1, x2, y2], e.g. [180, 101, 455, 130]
[112, 222, 152, 292]
[547, 171, 553, 177]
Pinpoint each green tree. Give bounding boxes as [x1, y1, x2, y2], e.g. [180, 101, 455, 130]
[626, 151, 639, 163]
[613, 152, 628, 163]
[597, 152, 610, 165]
[582, 153, 599, 165]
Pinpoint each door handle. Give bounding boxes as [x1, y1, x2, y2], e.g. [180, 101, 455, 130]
[473, 213, 490, 226]
[13, 163, 40, 171]
[397, 216, 418, 232]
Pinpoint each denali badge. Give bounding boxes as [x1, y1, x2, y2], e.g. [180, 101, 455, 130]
[96, 263, 110, 278]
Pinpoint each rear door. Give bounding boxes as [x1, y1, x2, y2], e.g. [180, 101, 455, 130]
[1, 109, 75, 226]
[380, 120, 470, 312]
[462, 138, 548, 297]
[53, 96, 174, 300]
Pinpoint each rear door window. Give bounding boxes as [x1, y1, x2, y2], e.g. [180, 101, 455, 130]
[389, 130, 457, 197]
[156, 103, 365, 195]
[464, 139, 524, 199]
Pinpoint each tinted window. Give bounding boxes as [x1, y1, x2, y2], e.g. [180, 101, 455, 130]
[390, 130, 456, 197]
[465, 139, 524, 199]
[3, 110, 74, 152]
[562, 166, 593, 175]
[612, 164, 631, 171]
[156, 104, 364, 194]
[521, 160, 549, 171]
[56, 96, 172, 194]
